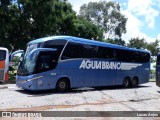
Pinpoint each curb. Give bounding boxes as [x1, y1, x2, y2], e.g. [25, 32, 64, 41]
[0, 86, 8, 89]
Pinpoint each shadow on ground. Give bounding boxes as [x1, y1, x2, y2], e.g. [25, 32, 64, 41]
[15, 84, 151, 96]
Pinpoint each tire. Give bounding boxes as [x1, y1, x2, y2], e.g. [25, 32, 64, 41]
[131, 77, 138, 88]
[56, 79, 70, 92]
[123, 77, 131, 88]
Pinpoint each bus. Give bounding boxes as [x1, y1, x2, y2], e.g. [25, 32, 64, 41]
[156, 54, 160, 87]
[0, 47, 9, 82]
[15, 36, 150, 91]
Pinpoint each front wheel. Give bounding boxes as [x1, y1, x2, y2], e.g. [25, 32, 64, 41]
[56, 79, 70, 92]
[123, 77, 131, 88]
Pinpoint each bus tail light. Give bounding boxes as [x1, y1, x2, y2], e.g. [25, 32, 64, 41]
[5, 71, 9, 81]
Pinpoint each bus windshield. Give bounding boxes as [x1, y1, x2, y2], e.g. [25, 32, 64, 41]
[17, 43, 41, 76]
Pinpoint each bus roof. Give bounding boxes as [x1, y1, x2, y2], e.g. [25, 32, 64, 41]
[28, 35, 150, 54]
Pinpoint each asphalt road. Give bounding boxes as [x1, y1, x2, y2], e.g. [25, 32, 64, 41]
[0, 82, 160, 119]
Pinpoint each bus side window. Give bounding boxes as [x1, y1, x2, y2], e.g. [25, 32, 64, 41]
[62, 42, 97, 59]
[97, 47, 116, 60]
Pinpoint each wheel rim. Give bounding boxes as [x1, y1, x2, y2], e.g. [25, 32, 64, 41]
[59, 81, 66, 89]
[124, 80, 128, 87]
[133, 79, 137, 85]
[132, 78, 138, 87]
[123, 78, 130, 87]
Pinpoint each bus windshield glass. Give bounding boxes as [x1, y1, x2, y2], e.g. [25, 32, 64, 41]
[17, 40, 67, 76]
[17, 43, 41, 76]
[0, 50, 6, 61]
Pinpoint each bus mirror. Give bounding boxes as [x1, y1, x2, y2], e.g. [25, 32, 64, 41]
[10, 50, 24, 61]
[29, 48, 57, 60]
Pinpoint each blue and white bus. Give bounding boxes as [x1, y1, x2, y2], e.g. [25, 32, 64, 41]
[156, 54, 160, 87]
[15, 36, 150, 91]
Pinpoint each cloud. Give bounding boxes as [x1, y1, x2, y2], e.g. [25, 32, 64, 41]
[121, 0, 159, 43]
[122, 10, 144, 42]
[157, 34, 160, 40]
[127, 0, 159, 28]
[68, 0, 159, 43]
[122, 9, 155, 43]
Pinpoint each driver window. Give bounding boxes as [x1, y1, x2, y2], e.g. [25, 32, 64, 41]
[35, 52, 57, 73]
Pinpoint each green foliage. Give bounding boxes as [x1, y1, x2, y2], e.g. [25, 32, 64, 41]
[128, 37, 160, 56]
[79, 1, 127, 39]
[72, 17, 103, 40]
[0, 0, 103, 51]
[127, 37, 147, 49]
[147, 39, 159, 56]
[106, 38, 126, 46]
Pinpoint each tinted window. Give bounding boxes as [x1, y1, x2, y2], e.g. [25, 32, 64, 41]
[97, 47, 116, 60]
[116, 49, 150, 63]
[0, 50, 6, 61]
[35, 51, 58, 73]
[157, 54, 160, 64]
[44, 40, 67, 54]
[62, 42, 98, 59]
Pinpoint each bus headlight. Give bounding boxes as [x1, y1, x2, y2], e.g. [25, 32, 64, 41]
[26, 76, 43, 82]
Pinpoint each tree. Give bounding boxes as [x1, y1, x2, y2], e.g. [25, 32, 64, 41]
[72, 17, 103, 40]
[127, 37, 147, 49]
[106, 38, 126, 46]
[147, 39, 159, 56]
[79, 1, 127, 39]
[0, 0, 104, 51]
[0, 0, 12, 50]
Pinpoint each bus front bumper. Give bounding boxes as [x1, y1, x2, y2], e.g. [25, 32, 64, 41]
[16, 76, 37, 91]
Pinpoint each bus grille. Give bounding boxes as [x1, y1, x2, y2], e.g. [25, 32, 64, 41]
[0, 70, 4, 81]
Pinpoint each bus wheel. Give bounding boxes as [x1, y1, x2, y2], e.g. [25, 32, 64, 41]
[131, 77, 138, 88]
[56, 78, 70, 92]
[123, 77, 131, 88]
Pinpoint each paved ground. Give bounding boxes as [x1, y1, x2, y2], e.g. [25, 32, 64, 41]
[0, 82, 160, 119]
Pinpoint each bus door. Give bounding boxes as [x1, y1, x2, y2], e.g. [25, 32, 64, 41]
[34, 50, 58, 90]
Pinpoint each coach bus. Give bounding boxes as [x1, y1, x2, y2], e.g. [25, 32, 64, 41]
[15, 36, 150, 91]
[0, 47, 9, 82]
[156, 54, 160, 87]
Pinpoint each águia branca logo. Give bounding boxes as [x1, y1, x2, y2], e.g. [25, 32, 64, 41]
[79, 60, 142, 70]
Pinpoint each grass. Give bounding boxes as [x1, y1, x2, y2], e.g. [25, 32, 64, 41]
[149, 79, 156, 82]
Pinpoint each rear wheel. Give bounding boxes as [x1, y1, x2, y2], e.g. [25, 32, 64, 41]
[56, 78, 70, 92]
[131, 77, 138, 88]
[123, 77, 131, 88]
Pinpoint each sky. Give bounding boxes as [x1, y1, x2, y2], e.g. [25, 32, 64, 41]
[68, 0, 160, 43]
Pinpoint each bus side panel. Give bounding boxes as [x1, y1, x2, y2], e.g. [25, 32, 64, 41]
[156, 64, 160, 87]
[57, 60, 85, 88]
[98, 69, 117, 86]
[0, 60, 5, 81]
[141, 63, 150, 84]
[0, 60, 5, 68]
[36, 71, 52, 90]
